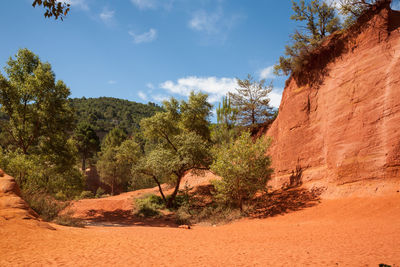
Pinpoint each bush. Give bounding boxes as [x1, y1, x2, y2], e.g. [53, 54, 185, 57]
[95, 187, 105, 198]
[54, 212, 84, 228]
[55, 191, 68, 201]
[134, 194, 164, 218]
[211, 131, 273, 211]
[22, 191, 67, 221]
[80, 190, 94, 199]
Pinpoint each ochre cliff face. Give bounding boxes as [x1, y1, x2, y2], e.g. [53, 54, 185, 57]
[266, 5, 400, 195]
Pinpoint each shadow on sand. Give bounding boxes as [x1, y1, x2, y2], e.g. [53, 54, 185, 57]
[249, 187, 322, 219]
[82, 209, 179, 228]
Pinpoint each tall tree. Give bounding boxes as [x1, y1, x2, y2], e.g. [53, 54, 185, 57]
[274, 0, 341, 76]
[97, 139, 141, 195]
[0, 48, 74, 155]
[73, 123, 100, 171]
[229, 75, 274, 127]
[133, 92, 212, 208]
[102, 127, 127, 150]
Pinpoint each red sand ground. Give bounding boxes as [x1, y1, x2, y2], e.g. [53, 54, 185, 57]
[1, 194, 399, 266]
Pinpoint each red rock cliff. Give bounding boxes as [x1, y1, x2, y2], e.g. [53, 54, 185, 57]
[266, 2, 400, 196]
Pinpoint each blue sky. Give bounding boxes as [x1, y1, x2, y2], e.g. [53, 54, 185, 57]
[1, 1, 399, 110]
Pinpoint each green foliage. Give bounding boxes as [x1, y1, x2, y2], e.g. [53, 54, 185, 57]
[32, 0, 70, 20]
[274, 0, 341, 76]
[134, 194, 164, 218]
[97, 138, 141, 195]
[216, 96, 237, 128]
[0, 148, 84, 197]
[338, 0, 379, 28]
[229, 75, 275, 127]
[211, 132, 273, 211]
[95, 187, 105, 198]
[54, 213, 84, 228]
[0, 49, 82, 196]
[22, 190, 68, 221]
[73, 123, 100, 171]
[134, 92, 213, 208]
[80, 190, 95, 199]
[102, 127, 127, 149]
[69, 97, 163, 135]
[0, 48, 74, 156]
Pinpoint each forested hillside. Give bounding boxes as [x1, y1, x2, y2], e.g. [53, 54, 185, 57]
[69, 97, 163, 134]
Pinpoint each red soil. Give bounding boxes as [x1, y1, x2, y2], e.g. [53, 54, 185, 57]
[1, 194, 399, 266]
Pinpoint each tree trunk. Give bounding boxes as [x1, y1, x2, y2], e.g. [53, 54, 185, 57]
[81, 154, 86, 172]
[152, 175, 167, 204]
[166, 174, 182, 208]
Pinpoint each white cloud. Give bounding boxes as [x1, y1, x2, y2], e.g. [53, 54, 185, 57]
[160, 76, 237, 103]
[259, 66, 275, 80]
[62, 0, 89, 10]
[153, 94, 169, 102]
[138, 91, 147, 100]
[129, 28, 157, 44]
[159, 76, 283, 108]
[108, 80, 117, 84]
[188, 8, 243, 41]
[99, 8, 115, 24]
[130, 0, 157, 10]
[269, 90, 283, 109]
[189, 10, 221, 34]
[130, 0, 173, 10]
[146, 82, 155, 89]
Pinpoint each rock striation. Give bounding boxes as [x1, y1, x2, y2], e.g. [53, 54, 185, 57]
[266, 2, 400, 196]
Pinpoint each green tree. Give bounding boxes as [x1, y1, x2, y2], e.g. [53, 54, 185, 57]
[338, 0, 387, 27]
[32, 0, 70, 20]
[211, 132, 273, 211]
[0, 49, 81, 195]
[97, 139, 141, 195]
[229, 75, 274, 127]
[274, 0, 341, 76]
[0, 48, 74, 155]
[73, 123, 100, 171]
[133, 92, 212, 208]
[102, 127, 127, 150]
[211, 96, 238, 146]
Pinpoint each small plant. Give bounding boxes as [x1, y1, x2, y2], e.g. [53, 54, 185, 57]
[134, 194, 164, 218]
[80, 190, 94, 199]
[54, 211, 84, 228]
[95, 187, 105, 198]
[22, 191, 68, 222]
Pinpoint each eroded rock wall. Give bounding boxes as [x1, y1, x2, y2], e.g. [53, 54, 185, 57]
[266, 4, 400, 196]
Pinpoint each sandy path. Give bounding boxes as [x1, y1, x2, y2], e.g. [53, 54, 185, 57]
[1, 195, 399, 266]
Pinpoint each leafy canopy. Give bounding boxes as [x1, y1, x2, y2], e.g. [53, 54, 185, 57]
[133, 92, 212, 207]
[211, 132, 273, 211]
[97, 138, 141, 195]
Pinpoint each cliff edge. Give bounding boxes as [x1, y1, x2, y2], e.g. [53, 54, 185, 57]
[266, 2, 400, 197]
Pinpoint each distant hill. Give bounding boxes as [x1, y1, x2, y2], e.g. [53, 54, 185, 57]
[69, 97, 163, 135]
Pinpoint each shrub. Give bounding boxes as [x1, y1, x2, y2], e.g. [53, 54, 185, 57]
[211, 131, 273, 211]
[80, 190, 94, 199]
[134, 194, 164, 218]
[55, 191, 68, 201]
[95, 187, 105, 198]
[54, 212, 85, 228]
[22, 191, 67, 221]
